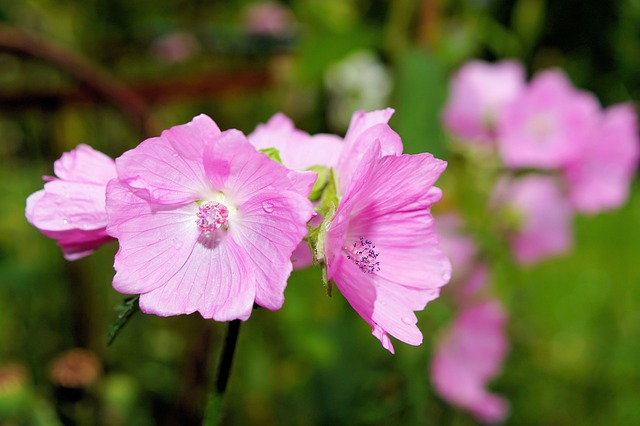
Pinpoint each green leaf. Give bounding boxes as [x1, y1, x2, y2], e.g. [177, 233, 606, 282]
[307, 165, 330, 202]
[259, 147, 283, 164]
[107, 295, 140, 346]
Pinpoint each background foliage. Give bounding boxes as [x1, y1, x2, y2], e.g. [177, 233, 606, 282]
[0, 0, 639, 424]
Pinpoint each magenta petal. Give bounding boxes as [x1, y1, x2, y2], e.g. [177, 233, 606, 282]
[442, 60, 525, 143]
[326, 141, 450, 351]
[291, 240, 313, 269]
[334, 109, 403, 193]
[232, 190, 314, 310]
[497, 69, 600, 169]
[204, 129, 314, 204]
[501, 175, 574, 265]
[249, 113, 344, 170]
[343, 108, 396, 145]
[27, 181, 109, 231]
[565, 104, 640, 213]
[115, 118, 216, 205]
[162, 114, 221, 160]
[53, 144, 118, 184]
[106, 180, 201, 294]
[26, 145, 116, 260]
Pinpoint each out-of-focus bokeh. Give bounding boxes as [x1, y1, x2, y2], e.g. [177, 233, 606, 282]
[1, 0, 639, 424]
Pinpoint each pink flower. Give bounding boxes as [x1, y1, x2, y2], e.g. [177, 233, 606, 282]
[497, 69, 600, 169]
[242, 2, 296, 37]
[431, 299, 509, 424]
[323, 142, 450, 353]
[25, 144, 116, 260]
[106, 114, 316, 320]
[435, 213, 478, 281]
[494, 175, 573, 265]
[565, 104, 640, 213]
[248, 113, 343, 170]
[442, 60, 526, 144]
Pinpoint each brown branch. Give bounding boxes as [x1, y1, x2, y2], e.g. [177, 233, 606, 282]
[0, 69, 272, 109]
[0, 25, 157, 137]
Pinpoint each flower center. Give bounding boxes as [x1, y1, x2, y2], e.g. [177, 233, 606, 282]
[344, 237, 380, 274]
[196, 201, 229, 233]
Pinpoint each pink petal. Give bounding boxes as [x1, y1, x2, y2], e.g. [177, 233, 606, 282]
[335, 109, 403, 193]
[442, 60, 526, 144]
[115, 118, 216, 205]
[497, 70, 600, 169]
[501, 175, 574, 264]
[106, 180, 201, 295]
[248, 113, 344, 170]
[26, 181, 109, 231]
[204, 129, 315, 205]
[162, 114, 221, 160]
[53, 144, 117, 184]
[139, 234, 256, 321]
[232, 190, 314, 310]
[431, 300, 509, 424]
[565, 103, 640, 213]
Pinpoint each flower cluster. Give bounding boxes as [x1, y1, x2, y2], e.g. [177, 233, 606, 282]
[26, 109, 451, 352]
[443, 61, 640, 264]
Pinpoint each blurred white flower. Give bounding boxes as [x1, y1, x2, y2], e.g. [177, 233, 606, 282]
[324, 51, 393, 132]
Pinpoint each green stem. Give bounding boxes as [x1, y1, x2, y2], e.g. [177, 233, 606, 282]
[203, 320, 242, 426]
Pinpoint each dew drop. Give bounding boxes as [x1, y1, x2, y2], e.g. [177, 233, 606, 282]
[62, 219, 69, 225]
[170, 238, 182, 249]
[401, 317, 413, 325]
[261, 201, 274, 213]
[441, 270, 451, 282]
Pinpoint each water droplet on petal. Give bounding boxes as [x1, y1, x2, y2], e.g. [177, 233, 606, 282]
[441, 270, 451, 282]
[261, 201, 274, 213]
[401, 317, 413, 325]
[170, 238, 182, 249]
[62, 219, 69, 225]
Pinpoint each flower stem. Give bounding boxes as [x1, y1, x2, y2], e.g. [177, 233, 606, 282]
[203, 319, 241, 426]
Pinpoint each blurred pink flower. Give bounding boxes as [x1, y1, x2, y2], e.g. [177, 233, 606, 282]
[248, 113, 343, 170]
[442, 60, 526, 144]
[25, 144, 116, 260]
[152, 31, 199, 63]
[565, 104, 640, 213]
[323, 142, 450, 353]
[106, 114, 315, 320]
[435, 213, 478, 280]
[495, 175, 573, 265]
[431, 299, 509, 424]
[497, 69, 600, 169]
[242, 2, 295, 36]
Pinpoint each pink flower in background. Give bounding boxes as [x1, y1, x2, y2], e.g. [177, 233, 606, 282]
[248, 113, 343, 170]
[442, 60, 526, 144]
[242, 2, 295, 37]
[495, 175, 573, 265]
[323, 143, 450, 353]
[565, 104, 640, 213]
[435, 213, 478, 281]
[334, 108, 403, 194]
[497, 69, 600, 169]
[106, 114, 315, 321]
[25, 144, 116, 260]
[152, 31, 199, 63]
[431, 299, 509, 424]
